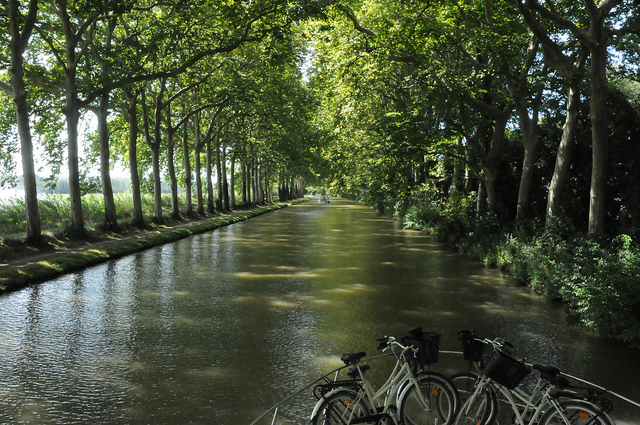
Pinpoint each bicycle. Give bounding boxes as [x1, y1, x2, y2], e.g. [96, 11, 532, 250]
[310, 329, 460, 425]
[452, 335, 616, 425]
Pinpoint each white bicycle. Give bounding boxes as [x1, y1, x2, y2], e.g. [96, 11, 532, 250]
[453, 336, 616, 425]
[310, 330, 460, 425]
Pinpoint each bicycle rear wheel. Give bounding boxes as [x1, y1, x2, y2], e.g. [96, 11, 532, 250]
[452, 387, 496, 425]
[312, 389, 371, 425]
[539, 401, 614, 425]
[449, 372, 479, 404]
[399, 375, 458, 425]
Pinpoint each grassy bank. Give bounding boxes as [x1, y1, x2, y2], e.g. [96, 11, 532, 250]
[0, 199, 309, 293]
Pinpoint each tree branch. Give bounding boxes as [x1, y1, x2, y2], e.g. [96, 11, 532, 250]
[0, 80, 12, 96]
[526, 0, 592, 44]
[336, 4, 376, 37]
[19, 0, 39, 50]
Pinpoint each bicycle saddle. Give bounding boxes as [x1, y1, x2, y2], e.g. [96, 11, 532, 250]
[341, 351, 366, 365]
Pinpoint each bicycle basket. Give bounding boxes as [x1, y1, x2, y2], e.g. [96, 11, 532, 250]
[458, 330, 484, 362]
[483, 349, 530, 390]
[402, 327, 441, 366]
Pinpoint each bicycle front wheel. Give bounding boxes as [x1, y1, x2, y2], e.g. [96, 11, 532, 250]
[539, 401, 614, 425]
[399, 375, 458, 425]
[312, 389, 371, 425]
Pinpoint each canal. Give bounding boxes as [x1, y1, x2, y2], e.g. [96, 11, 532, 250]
[0, 199, 638, 424]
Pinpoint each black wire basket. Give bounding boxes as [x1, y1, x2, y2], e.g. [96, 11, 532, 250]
[458, 330, 485, 362]
[483, 349, 530, 389]
[402, 327, 441, 366]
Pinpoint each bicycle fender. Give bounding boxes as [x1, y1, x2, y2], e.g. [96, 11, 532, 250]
[309, 387, 362, 421]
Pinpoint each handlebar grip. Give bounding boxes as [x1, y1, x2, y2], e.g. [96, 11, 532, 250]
[377, 337, 389, 350]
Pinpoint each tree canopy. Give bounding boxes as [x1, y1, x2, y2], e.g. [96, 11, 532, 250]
[2, 0, 640, 242]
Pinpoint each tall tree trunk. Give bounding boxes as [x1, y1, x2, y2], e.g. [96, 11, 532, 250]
[229, 152, 236, 209]
[477, 180, 487, 214]
[195, 145, 204, 215]
[251, 162, 257, 204]
[545, 80, 582, 229]
[452, 139, 464, 193]
[509, 38, 543, 221]
[254, 164, 259, 204]
[289, 176, 294, 201]
[57, 0, 92, 237]
[215, 139, 223, 211]
[516, 129, 538, 221]
[152, 88, 164, 224]
[6, 0, 41, 243]
[480, 112, 510, 212]
[222, 145, 230, 211]
[94, 18, 119, 232]
[194, 113, 204, 215]
[97, 92, 120, 231]
[587, 30, 609, 235]
[65, 89, 85, 236]
[150, 144, 163, 223]
[242, 159, 249, 205]
[63, 61, 85, 235]
[512, 89, 542, 221]
[142, 86, 164, 224]
[125, 89, 144, 228]
[166, 126, 180, 220]
[182, 122, 193, 217]
[206, 140, 215, 213]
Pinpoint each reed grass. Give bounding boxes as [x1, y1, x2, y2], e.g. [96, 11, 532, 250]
[0, 192, 199, 240]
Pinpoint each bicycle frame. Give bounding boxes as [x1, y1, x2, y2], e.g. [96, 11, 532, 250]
[464, 372, 610, 425]
[357, 350, 422, 412]
[310, 340, 439, 424]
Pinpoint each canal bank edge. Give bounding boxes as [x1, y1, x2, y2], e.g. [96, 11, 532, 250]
[0, 199, 309, 293]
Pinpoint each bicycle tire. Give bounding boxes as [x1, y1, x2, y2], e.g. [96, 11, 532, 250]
[311, 389, 372, 425]
[402, 372, 462, 411]
[539, 400, 615, 425]
[452, 386, 497, 425]
[399, 374, 459, 425]
[449, 372, 479, 403]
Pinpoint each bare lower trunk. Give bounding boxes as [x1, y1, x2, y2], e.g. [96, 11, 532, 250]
[66, 99, 85, 237]
[183, 124, 193, 217]
[483, 113, 509, 212]
[8, 0, 41, 243]
[242, 159, 249, 205]
[126, 90, 144, 228]
[215, 141, 223, 211]
[97, 93, 120, 231]
[229, 152, 236, 209]
[195, 147, 204, 215]
[206, 141, 215, 213]
[588, 40, 609, 235]
[151, 146, 163, 223]
[15, 96, 42, 243]
[167, 129, 180, 220]
[222, 147, 230, 211]
[545, 83, 581, 229]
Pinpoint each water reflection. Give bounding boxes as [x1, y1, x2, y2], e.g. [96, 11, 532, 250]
[0, 199, 638, 424]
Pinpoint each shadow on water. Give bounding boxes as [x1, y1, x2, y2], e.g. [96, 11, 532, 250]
[0, 198, 638, 424]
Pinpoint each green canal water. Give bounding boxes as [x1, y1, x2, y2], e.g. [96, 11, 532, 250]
[0, 198, 638, 424]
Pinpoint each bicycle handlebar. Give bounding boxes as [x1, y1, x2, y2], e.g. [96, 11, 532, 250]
[377, 335, 416, 358]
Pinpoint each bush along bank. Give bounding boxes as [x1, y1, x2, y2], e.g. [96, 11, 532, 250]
[0, 200, 308, 293]
[368, 186, 640, 347]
